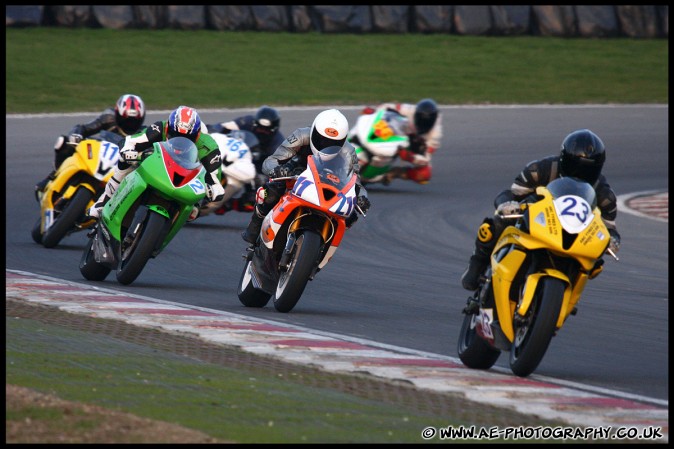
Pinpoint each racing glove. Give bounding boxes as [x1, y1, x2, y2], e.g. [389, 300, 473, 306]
[357, 195, 370, 215]
[270, 160, 298, 179]
[67, 133, 83, 145]
[206, 182, 225, 203]
[119, 140, 143, 163]
[187, 206, 200, 222]
[495, 201, 521, 217]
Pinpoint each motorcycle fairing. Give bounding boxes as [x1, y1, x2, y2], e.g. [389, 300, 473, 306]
[102, 144, 206, 243]
[41, 137, 117, 233]
[291, 157, 357, 216]
[528, 186, 609, 271]
[356, 110, 409, 153]
[159, 144, 203, 188]
[489, 180, 611, 343]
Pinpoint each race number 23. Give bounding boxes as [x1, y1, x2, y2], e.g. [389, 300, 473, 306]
[560, 196, 591, 224]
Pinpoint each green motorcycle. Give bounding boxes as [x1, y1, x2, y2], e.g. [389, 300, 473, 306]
[348, 108, 411, 184]
[79, 136, 207, 285]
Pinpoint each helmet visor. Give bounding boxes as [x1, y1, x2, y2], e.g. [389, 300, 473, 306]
[311, 127, 345, 151]
[560, 156, 603, 185]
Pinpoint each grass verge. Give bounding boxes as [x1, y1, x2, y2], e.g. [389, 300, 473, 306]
[6, 28, 667, 113]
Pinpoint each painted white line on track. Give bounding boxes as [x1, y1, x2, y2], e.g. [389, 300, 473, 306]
[6, 104, 668, 119]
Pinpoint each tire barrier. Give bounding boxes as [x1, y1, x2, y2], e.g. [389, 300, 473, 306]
[6, 5, 668, 38]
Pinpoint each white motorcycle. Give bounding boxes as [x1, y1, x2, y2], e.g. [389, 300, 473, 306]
[199, 129, 259, 216]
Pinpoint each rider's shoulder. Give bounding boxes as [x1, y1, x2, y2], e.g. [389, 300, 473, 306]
[198, 132, 219, 149]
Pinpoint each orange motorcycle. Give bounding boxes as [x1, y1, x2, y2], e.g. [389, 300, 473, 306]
[237, 146, 364, 313]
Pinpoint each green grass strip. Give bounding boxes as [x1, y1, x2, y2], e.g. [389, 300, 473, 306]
[6, 28, 667, 113]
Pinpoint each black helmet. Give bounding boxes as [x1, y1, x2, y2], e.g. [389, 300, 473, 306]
[559, 129, 606, 185]
[414, 98, 438, 135]
[115, 94, 145, 135]
[253, 105, 280, 145]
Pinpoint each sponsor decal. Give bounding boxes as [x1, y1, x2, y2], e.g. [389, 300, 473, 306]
[478, 223, 492, 243]
[324, 127, 339, 137]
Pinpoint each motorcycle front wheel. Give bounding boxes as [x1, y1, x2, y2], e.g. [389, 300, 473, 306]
[116, 212, 165, 285]
[509, 277, 565, 377]
[31, 217, 43, 244]
[42, 187, 94, 248]
[457, 308, 501, 370]
[272, 230, 322, 313]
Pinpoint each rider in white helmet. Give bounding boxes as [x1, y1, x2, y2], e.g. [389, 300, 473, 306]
[241, 108, 370, 244]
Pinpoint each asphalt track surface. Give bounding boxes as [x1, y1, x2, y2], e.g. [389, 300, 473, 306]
[6, 105, 668, 404]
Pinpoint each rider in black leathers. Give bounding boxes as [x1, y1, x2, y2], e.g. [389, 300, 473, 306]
[206, 105, 285, 212]
[461, 129, 622, 291]
[206, 105, 285, 172]
[34, 94, 146, 200]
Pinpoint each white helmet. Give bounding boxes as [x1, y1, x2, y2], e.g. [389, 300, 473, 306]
[310, 109, 349, 153]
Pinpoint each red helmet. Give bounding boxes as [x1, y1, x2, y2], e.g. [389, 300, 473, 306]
[115, 94, 145, 135]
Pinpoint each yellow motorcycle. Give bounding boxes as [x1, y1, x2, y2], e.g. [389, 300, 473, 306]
[31, 130, 122, 248]
[457, 177, 619, 377]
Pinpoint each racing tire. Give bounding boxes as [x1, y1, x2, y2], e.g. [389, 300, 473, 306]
[31, 217, 43, 244]
[272, 230, 322, 313]
[509, 277, 565, 377]
[237, 256, 272, 308]
[42, 187, 94, 248]
[457, 309, 501, 370]
[79, 235, 111, 281]
[116, 212, 165, 285]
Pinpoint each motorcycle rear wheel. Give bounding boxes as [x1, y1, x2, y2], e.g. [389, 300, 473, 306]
[116, 212, 165, 285]
[42, 187, 94, 248]
[457, 309, 501, 369]
[272, 231, 322, 313]
[237, 255, 272, 307]
[79, 235, 111, 281]
[509, 277, 565, 377]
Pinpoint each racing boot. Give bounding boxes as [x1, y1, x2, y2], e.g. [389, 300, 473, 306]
[87, 174, 122, 219]
[461, 221, 495, 291]
[241, 206, 265, 244]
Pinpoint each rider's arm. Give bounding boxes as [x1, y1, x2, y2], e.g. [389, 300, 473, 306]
[119, 120, 162, 153]
[261, 127, 310, 175]
[507, 156, 557, 201]
[197, 134, 222, 184]
[70, 108, 116, 138]
[594, 177, 620, 239]
[215, 115, 253, 133]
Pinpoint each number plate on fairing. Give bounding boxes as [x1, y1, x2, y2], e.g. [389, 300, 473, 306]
[553, 194, 594, 234]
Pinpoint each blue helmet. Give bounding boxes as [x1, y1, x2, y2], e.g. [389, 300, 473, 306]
[167, 106, 202, 142]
